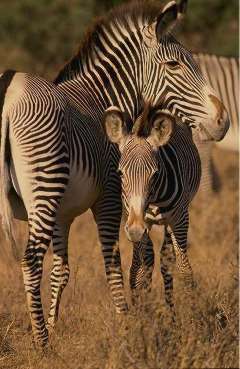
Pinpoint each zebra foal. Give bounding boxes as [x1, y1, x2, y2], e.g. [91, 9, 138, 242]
[103, 104, 201, 312]
[0, 71, 127, 347]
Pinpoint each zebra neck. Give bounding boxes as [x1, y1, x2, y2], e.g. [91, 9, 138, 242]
[57, 60, 143, 127]
[149, 146, 184, 212]
[55, 23, 146, 125]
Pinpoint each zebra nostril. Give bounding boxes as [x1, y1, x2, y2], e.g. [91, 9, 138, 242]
[217, 117, 223, 126]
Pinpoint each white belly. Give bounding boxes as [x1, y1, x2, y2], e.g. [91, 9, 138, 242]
[57, 171, 100, 222]
[10, 153, 100, 222]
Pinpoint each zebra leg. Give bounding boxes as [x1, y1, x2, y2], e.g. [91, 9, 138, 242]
[130, 233, 154, 301]
[47, 221, 71, 331]
[168, 212, 194, 291]
[92, 187, 128, 314]
[21, 212, 54, 347]
[160, 227, 176, 316]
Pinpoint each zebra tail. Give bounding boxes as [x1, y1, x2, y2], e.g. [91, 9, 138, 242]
[0, 70, 19, 261]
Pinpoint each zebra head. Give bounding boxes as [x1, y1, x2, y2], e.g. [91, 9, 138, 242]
[140, 0, 229, 141]
[103, 105, 175, 243]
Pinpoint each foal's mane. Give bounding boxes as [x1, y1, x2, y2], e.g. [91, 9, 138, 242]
[54, 1, 164, 83]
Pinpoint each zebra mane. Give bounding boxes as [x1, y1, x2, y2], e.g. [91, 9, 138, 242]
[132, 102, 165, 137]
[54, 1, 165, 83]
[133, 103, 178, 138]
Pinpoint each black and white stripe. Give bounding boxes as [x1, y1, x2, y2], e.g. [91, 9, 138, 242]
[0, 71, 127, 347]
[55, 2, 229, 143]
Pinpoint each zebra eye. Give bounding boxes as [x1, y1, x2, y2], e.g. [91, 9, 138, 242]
[165, 61, 180, 69]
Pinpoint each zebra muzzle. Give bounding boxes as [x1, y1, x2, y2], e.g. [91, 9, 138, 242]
[125, 222, 146, 243]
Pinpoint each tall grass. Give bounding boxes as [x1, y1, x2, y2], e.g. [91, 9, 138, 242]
[0, 148, 238, 369]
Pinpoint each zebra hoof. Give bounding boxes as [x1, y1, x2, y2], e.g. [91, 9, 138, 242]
[116, 303, 128, 314]
[45, 322, 55, 335]
[32, 334, 49, 352]
[216, 309, 228, 330]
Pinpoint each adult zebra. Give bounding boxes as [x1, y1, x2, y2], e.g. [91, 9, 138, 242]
[192, 53, 239, 194]
[103, 104, 201, 313]
[0, 71, 128, 347]
[54, 1, 229, 143]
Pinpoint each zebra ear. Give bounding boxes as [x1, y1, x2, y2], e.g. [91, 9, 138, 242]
[103, 107, 127, 147]
[156, 0, 187, 40]
[147, 110, 175, 148]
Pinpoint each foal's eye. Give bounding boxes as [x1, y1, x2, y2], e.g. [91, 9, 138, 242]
[165, 60, 180, 69]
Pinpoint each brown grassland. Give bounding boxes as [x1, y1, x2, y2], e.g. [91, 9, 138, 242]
[0, 146, 238, 369]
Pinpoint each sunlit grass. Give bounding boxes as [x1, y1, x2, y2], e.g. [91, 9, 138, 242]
[0, 148, 238, 369]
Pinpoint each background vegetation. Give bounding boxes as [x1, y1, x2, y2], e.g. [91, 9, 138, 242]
[0, 0, 238, 78]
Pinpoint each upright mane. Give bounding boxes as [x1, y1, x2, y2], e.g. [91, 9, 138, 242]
[54, 1, 164, 84]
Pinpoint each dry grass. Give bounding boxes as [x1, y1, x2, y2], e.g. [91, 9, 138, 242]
[0, 147, 238, 369]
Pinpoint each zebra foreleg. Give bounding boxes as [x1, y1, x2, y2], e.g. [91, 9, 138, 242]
[92, 190, 128, 314]
[47, 221, 71, 331]
[168, 212, 195, 292]
[21, 214, 53, 347]
[160, 228, 176, 317]
[130, 233, 154, 303]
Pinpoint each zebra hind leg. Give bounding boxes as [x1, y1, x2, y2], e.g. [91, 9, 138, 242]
[130, 233, 154, 306]
[21, 211, 55, 347]
[160, 228, 176, 319]
[47, 221, 71, 331]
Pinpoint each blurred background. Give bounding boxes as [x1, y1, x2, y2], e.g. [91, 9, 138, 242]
[0, 0, 238, 79]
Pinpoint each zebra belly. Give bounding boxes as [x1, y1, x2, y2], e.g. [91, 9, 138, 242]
[9, 171, 28, 221]
[10, 150, 35, 218]
[57, 171, 100, 222]
[10, 160, 100, 222]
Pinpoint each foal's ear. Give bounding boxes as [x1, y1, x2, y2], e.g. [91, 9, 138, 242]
[103, 107, 127, 147]
[147, 110, 175, 148]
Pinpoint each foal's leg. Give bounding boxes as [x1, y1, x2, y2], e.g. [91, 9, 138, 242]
[169, 211, 194, 291]
[160, 227, 176, 316]
[47, 220, 71, 330]
[130, 233, 155, 298]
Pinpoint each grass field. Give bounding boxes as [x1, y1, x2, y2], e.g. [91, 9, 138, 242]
[0, 146, 238, 369]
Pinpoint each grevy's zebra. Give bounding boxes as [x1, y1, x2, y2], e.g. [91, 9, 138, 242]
[0, 0, 229, 347]
[103, 104, 201, 311]
[0, 71, 127, 347]
[192, 53, 239, 194]
[55, 1, 229, 143]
